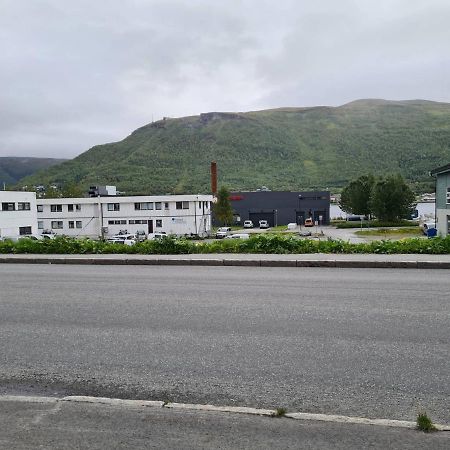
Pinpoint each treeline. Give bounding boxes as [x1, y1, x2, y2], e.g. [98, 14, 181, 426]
[340, 174, 416, 221]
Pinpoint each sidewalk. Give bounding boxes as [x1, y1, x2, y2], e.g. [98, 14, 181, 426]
[1, 253, 450, 269]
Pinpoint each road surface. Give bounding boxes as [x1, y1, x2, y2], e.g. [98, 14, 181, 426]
[0, 264, 449, 424]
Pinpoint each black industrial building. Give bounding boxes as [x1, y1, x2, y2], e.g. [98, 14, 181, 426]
[230, 191, 330, 226]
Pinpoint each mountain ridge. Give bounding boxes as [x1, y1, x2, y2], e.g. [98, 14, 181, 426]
[0, 157, 67, 186]
[19, 99, 450, 194]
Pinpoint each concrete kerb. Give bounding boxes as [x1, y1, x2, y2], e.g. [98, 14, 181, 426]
[1, 395, 449, 431]
[0, 256, 450, 269]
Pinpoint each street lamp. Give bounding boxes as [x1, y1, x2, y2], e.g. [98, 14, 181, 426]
[298, 195, 303, 230]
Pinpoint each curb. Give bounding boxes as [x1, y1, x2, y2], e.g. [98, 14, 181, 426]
[1, 395, 449, 431]
[0, 256, 450, 269]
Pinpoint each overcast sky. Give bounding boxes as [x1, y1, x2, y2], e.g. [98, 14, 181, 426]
[1, 0, 449, 158]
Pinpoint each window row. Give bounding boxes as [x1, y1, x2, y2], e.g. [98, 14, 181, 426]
[108, 219, 163, 227]
[2, 202, 31, 211]
[107, 201, 196, 211]
[447, 188, 450, 204]
[38, 220, 83, 230]
[134, 202, 168, 211]
[46, 204, 81, 213]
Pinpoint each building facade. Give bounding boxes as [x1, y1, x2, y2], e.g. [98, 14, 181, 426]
[229, 191, 330, 226]
[0, 191, 38, 239]
[37, 194, 213, 238]
[431, 164, 450, 237]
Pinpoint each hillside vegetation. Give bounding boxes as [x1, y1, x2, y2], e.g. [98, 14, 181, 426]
[0, 157, 66, 185]
[20, 99, 450, 194]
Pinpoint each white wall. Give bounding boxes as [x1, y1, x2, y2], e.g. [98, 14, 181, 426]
[436, 209, 449, 237]
[37, 194, 213, 238]
[0, 191, 38, 238]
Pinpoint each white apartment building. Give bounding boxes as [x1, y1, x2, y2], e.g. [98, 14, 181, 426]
[37, 194, 213, 238]
[0, 191, 38, 238]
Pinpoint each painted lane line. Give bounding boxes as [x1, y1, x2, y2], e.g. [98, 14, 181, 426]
[285, 412, 450, 431]
[61, 396, 165, 408]
[1, 395, 449, 431]
[0, 395, 58, 404]
[166, 402, 276, 416]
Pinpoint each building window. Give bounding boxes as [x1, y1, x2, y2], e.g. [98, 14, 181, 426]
[164, 202, 169, 210]
[447, 215, 450, 235]
[68, 221, 75, 229]
[134, 202, 153, 210]
[51, 221, 63, 229]
[68, 204, 74, 212]
[129, 219, 148, 224]
[37, 204, 43, 212]
[18, 202, 31, 211]
[19, 226, 32, 235]
[156, 219, 162, 228]
[2, 202, 15, 211]
[447, 188, 450, 204]
[107, 203, 120, 211]
[38, 221, 44, 230]
[76, 221, 82, 229]
[198, 202, 201, 209]
[176, 201, 189, 209]
[155, 202, 162, 210]
[108, 220, 127, 225]
[75, 204, 81, 211]
[50, 204, 62, 212]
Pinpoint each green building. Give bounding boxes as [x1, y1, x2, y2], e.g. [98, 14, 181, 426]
[430, 164, 450, 237]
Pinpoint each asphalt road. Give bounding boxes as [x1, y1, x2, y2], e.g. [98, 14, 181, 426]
[2, 398, 449, 450]
[0, 264, 449, 423]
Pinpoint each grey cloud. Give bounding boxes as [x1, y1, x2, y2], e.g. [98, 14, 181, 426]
[0, 0, 449, 158]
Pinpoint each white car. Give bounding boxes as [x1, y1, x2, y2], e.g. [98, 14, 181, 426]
[107, 233, 137, 245]
[243, 220, 254, 228]
[147, 232, 168, 240]
[225, 233, 250, 240]
[259, 220, 269, 229]
[421, 222, 436, 235]
[216, 227, 232, 239]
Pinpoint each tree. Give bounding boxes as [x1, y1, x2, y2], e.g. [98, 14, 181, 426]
[340, 174, 375, 215]
[213, 186, 233, 225]
[370, 174, 415, 222]
[61, 182, 84, 198]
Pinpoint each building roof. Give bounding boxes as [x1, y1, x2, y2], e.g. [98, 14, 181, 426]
[430, 163, 450, 176]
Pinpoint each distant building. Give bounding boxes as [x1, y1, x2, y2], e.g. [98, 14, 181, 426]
[430, 164, 450, 237]
[37, 194, 213, 238]
[229, 191, 330, 226]
[0, 191, 38, 239]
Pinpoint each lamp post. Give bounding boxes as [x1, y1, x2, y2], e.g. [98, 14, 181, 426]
[298, 195, 303, 231]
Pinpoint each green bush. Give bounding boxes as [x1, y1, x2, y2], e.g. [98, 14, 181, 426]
[416, 413, 437, 432]
[1, 235, 450, 255]
[335, 220, 416, 229]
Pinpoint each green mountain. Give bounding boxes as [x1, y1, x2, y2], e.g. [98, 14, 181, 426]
[21, 99, 450, 194]
[0, 157, 67, 186]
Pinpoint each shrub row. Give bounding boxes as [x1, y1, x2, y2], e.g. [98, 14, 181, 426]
[334, 220, 416, 229]
[1, 234, 450, 255]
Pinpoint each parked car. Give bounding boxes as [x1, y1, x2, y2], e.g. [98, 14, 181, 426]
[107, 233, 137, 245]
[147, 231, 168, 240]
[259, 220, 269, 229]
[304, 218, 314, 227]
[421, 222, 436, 235]
[225, 233, 250, 240]
[135, 230, 147, 241]
[215, 227, 232, 239]
[41, 230, 57, 239]
[243, 220, 254, 228]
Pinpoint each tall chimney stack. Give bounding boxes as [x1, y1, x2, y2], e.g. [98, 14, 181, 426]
[211, 161, 217, 195]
